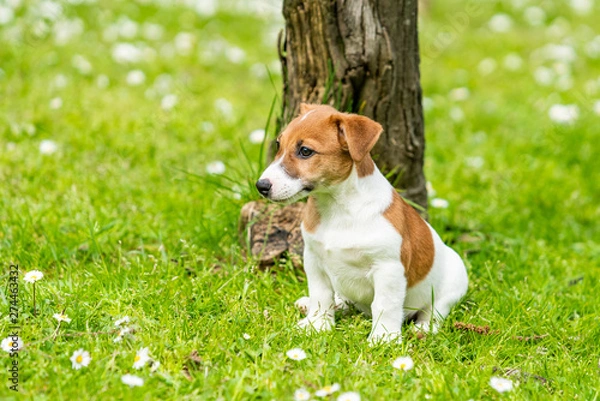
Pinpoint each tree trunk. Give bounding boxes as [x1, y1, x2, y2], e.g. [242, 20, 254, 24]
[240, 0, 427, 265]
[279, 0, 427, 209]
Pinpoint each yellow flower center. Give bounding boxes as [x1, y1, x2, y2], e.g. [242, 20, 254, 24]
[134, 355, 141, 362]
[400, 363, 406, 369]
[76, 355, 83, 363]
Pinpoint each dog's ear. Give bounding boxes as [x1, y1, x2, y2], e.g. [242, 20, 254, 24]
[299, 103, 319, 115]
[333, 113, 383, 162]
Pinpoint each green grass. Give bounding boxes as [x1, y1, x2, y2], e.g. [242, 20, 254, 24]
[1, 0, 599, 399]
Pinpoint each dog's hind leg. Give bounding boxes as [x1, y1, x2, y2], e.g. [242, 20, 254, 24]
[413, 247, 468, 334]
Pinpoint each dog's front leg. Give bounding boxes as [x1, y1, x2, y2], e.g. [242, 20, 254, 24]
[297, 248, 335, 332]
[368, 261, 407, 344]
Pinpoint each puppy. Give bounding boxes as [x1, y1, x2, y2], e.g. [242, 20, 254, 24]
[256, 104, 468, 343]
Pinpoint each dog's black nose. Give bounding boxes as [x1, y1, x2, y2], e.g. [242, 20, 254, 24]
[256, 179, 272, 197]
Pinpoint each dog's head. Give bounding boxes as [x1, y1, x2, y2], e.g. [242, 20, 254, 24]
[256, 104, 383, 202]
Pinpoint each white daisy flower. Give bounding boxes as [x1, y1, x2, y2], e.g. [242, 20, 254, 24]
[118, 17, 138, 39]
[426, 181, 436, 197]
[1, 337, 23, 353]
[430, 198, 449, 209]
[161, 94, 178, 110]
[294, 388, 311, 401]
[286, 348, 307, 361]
[70, 349, 91, 370]
[142, 22, 164, 41]
[534, 66, 554, 86]
[72, 55, 92, 75]
[242, 333, 251, 340]
[570, 0, 592, 15]
[214, 98, 234, 120]
[153, 73, 172, 94]
[315, 383, 341, 397]
[121, 374, 144, 387]
[337, 392, 361, 401]
[133, 347, 151, 369]
[548, 104, 579, 124]
[97, 74, 110, 89]
[39, 140, 58, 155]
[488, 14, 513, 33]
[465, 156, 484, 169]
[392, 356, 414, 371]
[489, 376, 514, 393]
[200, 121, 215, 132]
[126, 70, 145, 86]
[593, 100, 600, 115]
[23, 270, 44, 283]
[422, 97, 434, 111]
[112, 43, 143, 64]
[54, 18, 84, 46]
[585, 36, 600, 59]
[0, 5, 15, 25]
[478, 58, 497, 76]
[449, 106, 464, 122]
[542, 44, 576, 63]
[225, 46, 246, 64]
[113, 326, 132, 343]
[250, 63, 267, 78]
[503, 53, 522, 71]
[38, 1, 62, 20]
[53, 313, 71, 323]
[249, 129, 266, 144]
[49, 97, 63, 110]
[174, 32, 195, 56]
[269, 59, 281, 75]
[53, 74, 68, 89]
[523, 6, 546, 26]
[115, 316, 130, 327]
[194, 0, 217, 16]
[206, 161, 226, 175]
[448, 87, 470, 102]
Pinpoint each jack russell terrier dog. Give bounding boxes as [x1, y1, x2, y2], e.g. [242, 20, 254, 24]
[256, 104, 468, 343]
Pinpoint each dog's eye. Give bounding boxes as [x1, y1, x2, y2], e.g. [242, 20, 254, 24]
[275, 140, 280, 150]
[298, 146, 314, 159]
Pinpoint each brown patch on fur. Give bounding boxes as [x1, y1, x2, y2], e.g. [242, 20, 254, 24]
[355, 156, 375, 177]
[383, 190, 434, 287]
[302, 196, 320, 233]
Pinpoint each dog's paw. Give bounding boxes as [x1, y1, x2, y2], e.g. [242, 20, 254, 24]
[368, 330, 402, 345]
[413, 321, 439, 335]
[297, 316, 334, 332]
[333, 295, 351, 313]
[294, 297, 310, 315]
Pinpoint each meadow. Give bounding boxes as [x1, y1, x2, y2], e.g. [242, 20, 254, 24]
[0, 0, 599, 399]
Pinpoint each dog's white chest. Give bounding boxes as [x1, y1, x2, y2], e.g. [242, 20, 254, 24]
[303, 214, 400, 306]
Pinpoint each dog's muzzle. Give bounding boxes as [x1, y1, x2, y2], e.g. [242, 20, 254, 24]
[255, 179, 272, 197]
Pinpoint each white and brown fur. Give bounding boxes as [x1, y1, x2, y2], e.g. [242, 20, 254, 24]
[256, 104, 468, 343]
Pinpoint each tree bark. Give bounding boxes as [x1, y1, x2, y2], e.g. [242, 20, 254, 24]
[279, 0, 427, 209]
[240, 0, 426, 265]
